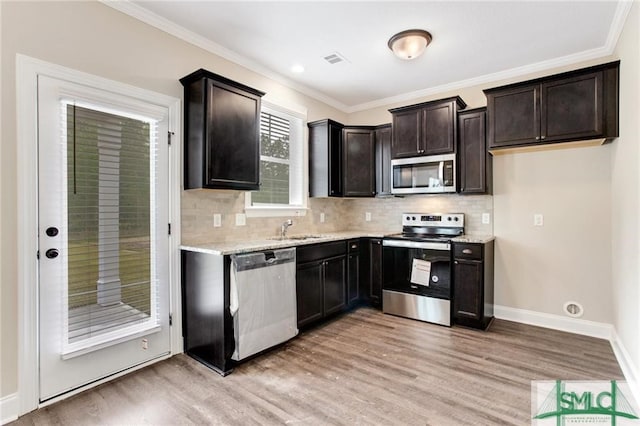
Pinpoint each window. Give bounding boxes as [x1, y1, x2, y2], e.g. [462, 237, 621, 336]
[245, 101, 306, 217]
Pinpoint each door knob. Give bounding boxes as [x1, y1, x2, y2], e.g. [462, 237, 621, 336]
[45, 248, 59, 259]
[45, 227, 59, 237]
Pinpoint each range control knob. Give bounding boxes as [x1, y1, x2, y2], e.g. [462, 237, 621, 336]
[412, 216, 416, 220]
[447, 217, 452, 221]
[454, 217, 459, 221]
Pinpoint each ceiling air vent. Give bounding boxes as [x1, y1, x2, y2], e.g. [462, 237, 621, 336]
[323, 52, 348, 65]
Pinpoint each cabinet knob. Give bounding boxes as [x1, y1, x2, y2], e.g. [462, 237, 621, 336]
[462, 249, 473, 254]
[454, 261, 458, 264]
[541, 135, 546, 140]
[535, 136, 540, 141]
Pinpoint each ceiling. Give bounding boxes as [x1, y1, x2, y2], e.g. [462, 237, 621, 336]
[113, 1, 629, 112]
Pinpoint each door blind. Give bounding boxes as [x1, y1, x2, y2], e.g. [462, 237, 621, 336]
[64, 103, 159, 345]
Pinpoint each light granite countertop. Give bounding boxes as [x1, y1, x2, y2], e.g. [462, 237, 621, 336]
[181, 231, 495, 255]
[451, 235, 495, 244]
[180, 231, 391, 255]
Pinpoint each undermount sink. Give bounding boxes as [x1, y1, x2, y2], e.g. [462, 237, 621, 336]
[270, 235, 324, 241]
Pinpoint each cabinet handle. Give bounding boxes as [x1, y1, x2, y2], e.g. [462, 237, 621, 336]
[535, 136, 540, 141]
[462, 249, 473, 254]
[541, 135, 546, 140]
[351, 244, 357, 249]
[455, 261, 458, 265]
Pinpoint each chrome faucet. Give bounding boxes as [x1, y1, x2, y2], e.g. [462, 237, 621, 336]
[281, 219, 293, 239]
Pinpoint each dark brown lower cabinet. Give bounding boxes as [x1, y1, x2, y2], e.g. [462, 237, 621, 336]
[347, 239, 360, 307]
[452, 240, 495, 330]
[296, 241, 347, 328]
[355, 238, 383, 307]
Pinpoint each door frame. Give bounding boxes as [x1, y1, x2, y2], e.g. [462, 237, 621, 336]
[16, 54, 183, 415]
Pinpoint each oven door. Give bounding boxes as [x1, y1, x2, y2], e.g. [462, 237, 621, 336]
[382, 239, 451, 300]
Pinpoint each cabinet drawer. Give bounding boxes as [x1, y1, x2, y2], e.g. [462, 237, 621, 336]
[454, 244, 483, 261]
[348, 239, 360, 253]
[297, 241, 346, 263]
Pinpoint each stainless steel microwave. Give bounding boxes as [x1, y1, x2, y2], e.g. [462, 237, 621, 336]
[391, 153, 456, 195]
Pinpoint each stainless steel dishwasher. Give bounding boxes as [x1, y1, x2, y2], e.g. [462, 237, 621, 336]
[229, 248, 298, 361]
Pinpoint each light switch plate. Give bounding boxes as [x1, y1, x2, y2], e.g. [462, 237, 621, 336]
[482, 213, 491, 225]
[320, 212, 325, 223]
[235, 213, 246, 226]
[365, 212, 372, 222]
[213, 213, 222, 227]
[534, 214, 544, 226]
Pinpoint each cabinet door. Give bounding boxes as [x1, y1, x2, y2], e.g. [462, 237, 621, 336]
[391, 108, 421, 158]
[541, 71, 603, 143]
[343, 128, 376, 197]
[323, 255, 347, 316]
[458, 110, 488, 194]
[328, 122, 343, 197]
[375, 126, 392, 196]
[423, 101, 456, 155]
[453, 259, 483, 322]
[347, 253, 360, 307]
[369, 239, 383, 306]
[487, 84, 540, 148]
[207, 80, 261, 189]
[296, 261, 324, 328]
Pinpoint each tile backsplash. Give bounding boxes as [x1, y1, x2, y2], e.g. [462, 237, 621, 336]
[181, 190, 493, 244]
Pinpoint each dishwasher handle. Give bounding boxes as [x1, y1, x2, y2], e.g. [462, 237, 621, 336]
[231, 248, 296, 271]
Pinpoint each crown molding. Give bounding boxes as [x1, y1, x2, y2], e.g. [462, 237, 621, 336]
[101, 0, 632, 115]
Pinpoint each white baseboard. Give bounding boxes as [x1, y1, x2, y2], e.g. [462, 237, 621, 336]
[1, 393, 18, 425]
[494, 304, 613, 340]
[610, 328, 640, 408]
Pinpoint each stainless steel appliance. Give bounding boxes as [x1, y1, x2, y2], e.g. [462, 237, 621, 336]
[391, 154, 456, 195]
[382, 213, 464, 326]
[230, 248, 298, 361]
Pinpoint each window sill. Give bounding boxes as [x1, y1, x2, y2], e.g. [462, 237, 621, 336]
[244, 205, 308, 218]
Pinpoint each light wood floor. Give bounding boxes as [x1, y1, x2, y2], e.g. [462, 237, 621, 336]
[12, 308, 623, 425]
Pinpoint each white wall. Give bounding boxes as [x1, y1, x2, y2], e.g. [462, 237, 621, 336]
[611, 1, 640, 385]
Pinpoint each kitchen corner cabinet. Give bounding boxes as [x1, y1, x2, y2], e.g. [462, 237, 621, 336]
[485, 61, 619, 150]
[458, 108, 492, 194]
[296, 241, 347, 328]
[374, 124, 392, 196]
[389, 97, 467, 159]
[453, 241, 495, 330]
[308, 120, 376, 198]
[180, 69, 265, 190]
[360, 238, 383, 307]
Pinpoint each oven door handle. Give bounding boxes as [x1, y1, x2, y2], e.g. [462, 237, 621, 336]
[382, 239, 450, 251]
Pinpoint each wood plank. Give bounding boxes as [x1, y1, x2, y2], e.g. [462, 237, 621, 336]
[12, 308, 623, 425]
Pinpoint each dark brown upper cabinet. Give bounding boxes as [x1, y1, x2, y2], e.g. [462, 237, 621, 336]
[308, 119, 344, 197]
[342, 127, 376, 197]
[389, 96, 467, 159]
[180, 69, 265, 190]
[374, 124, 392, 197]
[308, 120, 376, 198]
[458, 108, 492, 195]
[485, 61, 619, 151]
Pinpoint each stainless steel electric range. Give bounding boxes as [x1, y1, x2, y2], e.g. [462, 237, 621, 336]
[382, 213, 464, 326]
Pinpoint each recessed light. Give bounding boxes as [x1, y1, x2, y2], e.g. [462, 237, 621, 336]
[291, 64, 305, 73]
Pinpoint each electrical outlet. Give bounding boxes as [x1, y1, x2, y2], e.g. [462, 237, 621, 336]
[141, 338, 148, 350]
[235, 213, 246, 226]
[534, 214, 544, 227]
[365, 212, 372, 222]
[482, 213, 491, 225]
[213, 213, 222, 227]
[320, 212, 325, 223]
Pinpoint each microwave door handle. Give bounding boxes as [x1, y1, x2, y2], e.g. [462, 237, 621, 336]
[439, 161, 444, 185]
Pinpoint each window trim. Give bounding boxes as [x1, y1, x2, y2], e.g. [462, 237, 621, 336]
[245, 99, 308, 218]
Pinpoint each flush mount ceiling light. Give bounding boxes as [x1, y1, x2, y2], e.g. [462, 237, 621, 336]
[388, 29, 433, 60]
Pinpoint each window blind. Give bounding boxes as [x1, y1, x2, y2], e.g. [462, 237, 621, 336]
[253, 111, 291, 205]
